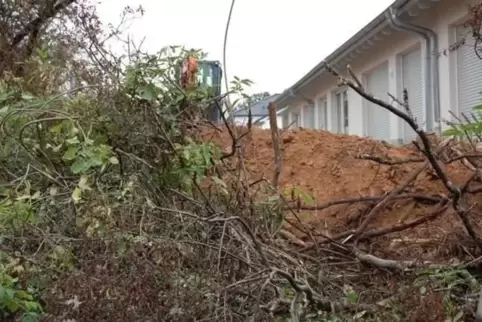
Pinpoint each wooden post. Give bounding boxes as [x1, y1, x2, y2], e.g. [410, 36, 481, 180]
[268, 102, 282, 190]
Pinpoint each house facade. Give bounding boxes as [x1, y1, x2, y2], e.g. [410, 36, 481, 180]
[232, 94, 283, 129]
[275, 0, 482, 144]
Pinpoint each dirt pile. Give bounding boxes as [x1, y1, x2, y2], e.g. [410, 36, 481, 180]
[199, 125, 481, 246]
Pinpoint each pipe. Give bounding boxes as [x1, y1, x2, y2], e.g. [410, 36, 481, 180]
[386, 6, 440, 132]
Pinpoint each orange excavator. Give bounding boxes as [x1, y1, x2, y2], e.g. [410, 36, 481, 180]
[180, 56, 198, 91]
[180, 56, 223, 122]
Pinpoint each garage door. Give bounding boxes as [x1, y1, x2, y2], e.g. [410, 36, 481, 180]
[303, 104, 315, 128]
[402, 47, 423, 142]
[456, 25, 482, 118]
[365, 62, 390, 140]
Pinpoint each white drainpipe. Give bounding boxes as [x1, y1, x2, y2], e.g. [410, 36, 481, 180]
[386, 6, 441, 133]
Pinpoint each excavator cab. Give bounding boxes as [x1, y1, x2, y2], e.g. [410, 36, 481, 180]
[180, 56, 223, 123]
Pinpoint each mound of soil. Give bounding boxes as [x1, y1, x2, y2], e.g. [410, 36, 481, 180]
[199, 125, 482, 253]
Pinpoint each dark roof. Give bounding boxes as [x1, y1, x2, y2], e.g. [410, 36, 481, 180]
[233, 94, 280, 117]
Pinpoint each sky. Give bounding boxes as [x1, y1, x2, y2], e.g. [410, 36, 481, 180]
[96, 0, 394, 95]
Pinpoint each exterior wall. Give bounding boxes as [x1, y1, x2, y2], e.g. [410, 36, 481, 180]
[279, 0, 482, 142]
[233, 116, 265, 126]
[429, 0, 481, 131]
[232, 115, 283, 129]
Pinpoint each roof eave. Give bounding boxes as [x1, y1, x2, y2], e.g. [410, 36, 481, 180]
[274, 0, 419, 109]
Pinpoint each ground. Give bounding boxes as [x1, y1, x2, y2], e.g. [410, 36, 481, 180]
[199, 124, 482, 260]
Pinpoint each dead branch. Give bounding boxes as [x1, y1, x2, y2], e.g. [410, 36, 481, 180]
[324, 62, 456, 194]
[271, 268, 376, 314]
[354, 161, 428, 241]
[357, 154, 424, 165]
[288, 193, 441, 211]
[300, 200, 449, 252]
[324, 61, 482, 247]
[353, 248, 450, 271]
[215, 99, 250, 161]
[359, 200, 450, 240]
[11, 0, 77, 48]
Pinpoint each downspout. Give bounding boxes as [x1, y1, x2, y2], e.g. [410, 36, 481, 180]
[386, 6, 440, 132]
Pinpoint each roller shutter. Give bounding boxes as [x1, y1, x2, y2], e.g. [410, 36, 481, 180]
[401, 47, 423, 142]
[456, 25, 482, 118]
[365, 62, 390, 140]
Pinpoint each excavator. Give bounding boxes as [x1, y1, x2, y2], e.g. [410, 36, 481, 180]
[180, 56, 223, 123]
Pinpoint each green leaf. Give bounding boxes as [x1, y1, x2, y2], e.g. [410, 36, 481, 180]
[346, 291, 359, 304]
[78, 175, 91, 191]
[70, 158, 91, 174]
[15, 290, 33, 301]
[473, 104, 482, 111]
[182, 149, 190, 161]
[0, 286, 6, 302]
[49, 122, 64, 134]
[442, 128, 462, 137]
[5, 288, 15, 300]
[212, 176, 227, 188]
[21, 93, 35, 100]
[71, 187, 82, 203]
[66, 136, 80, 145]
[453, 311, 464, 322]
[5, 297, 20, 312]
[109, 156, 119, 165]
[267, 195, 280, 202]
[62, 146, 78, 161]
[20, 312, 40, 322]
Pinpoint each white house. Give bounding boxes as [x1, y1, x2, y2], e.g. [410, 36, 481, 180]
[275, 0, 482, 144]
[232, 94, 284, 129]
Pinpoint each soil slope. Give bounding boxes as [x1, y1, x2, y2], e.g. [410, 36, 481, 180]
[199, 125, 481, 254]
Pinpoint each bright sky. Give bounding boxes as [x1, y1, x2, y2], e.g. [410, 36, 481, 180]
[96, 0, 394, 95]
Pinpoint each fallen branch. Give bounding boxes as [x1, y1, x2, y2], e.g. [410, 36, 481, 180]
[359, 200, 450, 240]
[353, 248, 451, 270]
[287, 193, 442, 211]
[271, 268, 377, 314]
[357, 154, 424, 165]
[300, 200, 449, 251]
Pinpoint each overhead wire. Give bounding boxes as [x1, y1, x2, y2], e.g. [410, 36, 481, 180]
[223, 0, 236, 121]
